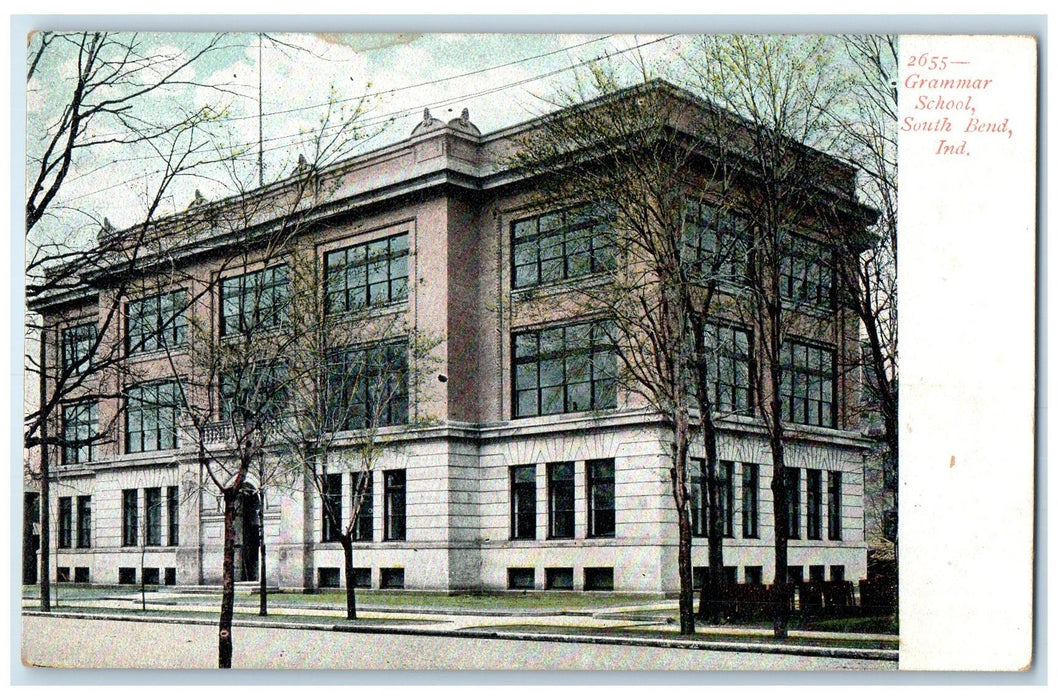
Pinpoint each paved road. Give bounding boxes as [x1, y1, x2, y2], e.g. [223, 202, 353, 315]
[21, 615, 897, 671]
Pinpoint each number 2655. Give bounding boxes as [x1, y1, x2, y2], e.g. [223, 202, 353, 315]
[908, 53, 948, 70]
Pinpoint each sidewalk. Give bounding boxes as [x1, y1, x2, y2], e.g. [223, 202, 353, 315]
[21, 587, 899, 661]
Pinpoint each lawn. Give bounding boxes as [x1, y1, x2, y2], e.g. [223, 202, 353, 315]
[800, 615, 899, 636]
[27, 604, 436, 627]
[23, 584, 667, 614]
[262, 590, 666, 612]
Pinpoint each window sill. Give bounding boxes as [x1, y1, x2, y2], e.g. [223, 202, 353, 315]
[511, 271, 614, 301]
[512, 407, 618, 423]
[127, 345, 188, 361]
[326, 299, 409, 322]
[781, 297, 839, 319]
[124, 447, 181, 458]
[59, 461, 99, 470]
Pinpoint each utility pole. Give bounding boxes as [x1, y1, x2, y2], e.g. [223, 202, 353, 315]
[258, 32, 264, 188]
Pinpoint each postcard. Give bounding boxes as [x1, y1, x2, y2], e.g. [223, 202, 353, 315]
[17, 27, 1037, 674]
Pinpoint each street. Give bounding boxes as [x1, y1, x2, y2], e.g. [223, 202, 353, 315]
[20, 615, 896, 671]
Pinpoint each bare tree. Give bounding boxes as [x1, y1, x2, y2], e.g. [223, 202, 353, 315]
[25, 31, 232, 613]
[832, 35, 899, 564]
[26, 123, 220, 614]
[274, 247, 441, 619]
[25, 32, 226, 233]
[689, 34, 874, 638]
[148, 90, 377, 667]
[511, 66, 754, 635]
[158, 210, 300, 668]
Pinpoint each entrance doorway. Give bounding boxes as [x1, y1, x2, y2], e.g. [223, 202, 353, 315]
[233, 488, 260, 582]
[23, 492, 40, 585]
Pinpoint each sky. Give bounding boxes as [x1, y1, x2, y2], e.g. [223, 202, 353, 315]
[24, 32, 689, 250]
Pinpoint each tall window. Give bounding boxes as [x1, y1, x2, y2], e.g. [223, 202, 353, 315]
[780, 234, 834, 309]
[325, 232, 409, 312]
[699, 324, 753, 415]
[547, 462, 575, 539]
[587, 458, 615, 538]
[713, 460, 735, 538]
[219, 265, 289, 336]
[806, 469, 822, 540]
[828, 471, 843, 540]
[689, 459, 706, 537]
[742, 463, 759, 538]
[61, 323, 96, 372]
[783, 467, 801, 540]
[780, 341, 837, 428]
[220, 362, 288, 423]
[513, 320, 616, 418]
[690, 459, 734, 538]
[681, 201, 750, 282]
[512, 205, 616, 289]
[167, 487, 179, 546]
[351, 472, 373, 542]
[322, 473, 342, 543]
[76, 495, 92, 548]
[62, 401, 97, 464]
[328, 342, 408, 430]
[510, 465, 536, 540]
[127, 290, 187, 354]
[126, 381, 180, 453]
[145, 487, 162, 547]
[384, 470, 406, 541]
[122, 489, 138, 547]
[58, 497, 72, 549]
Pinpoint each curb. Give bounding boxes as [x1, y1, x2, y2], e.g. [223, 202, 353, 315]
[22, 610, 899, 662]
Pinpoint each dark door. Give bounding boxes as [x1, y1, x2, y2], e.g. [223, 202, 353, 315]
[236, 490, 260, 582]
[23, 493, 40, 585]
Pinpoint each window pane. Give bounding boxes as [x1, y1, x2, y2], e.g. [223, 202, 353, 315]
[325, 233, 409, 313]
[780, 341, 836, 427]
[511, 465, 536, 540]
[512, 321, 617, 418]
[515, 363, 538, 390]
[540, 385, 564, 415]
[384, 470, 406, 541]
[566, 381, 590, 414]
[588, 459, 615, 538]
[511, 207, 613, 289]
[515, 389, 538, 418]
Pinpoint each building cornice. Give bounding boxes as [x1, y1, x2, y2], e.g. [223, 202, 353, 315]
[31, 79, 877, 313]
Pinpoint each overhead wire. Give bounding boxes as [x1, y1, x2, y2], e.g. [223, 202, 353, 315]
[58, 34, 679, 205]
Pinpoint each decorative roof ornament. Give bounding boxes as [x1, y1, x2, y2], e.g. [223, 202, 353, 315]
[96, 216, 116, 243]
[189, 189, 207, 208]
[447, 107, 480, 136]
[294, 153, 313, 174]
[410, 107, 445, 136]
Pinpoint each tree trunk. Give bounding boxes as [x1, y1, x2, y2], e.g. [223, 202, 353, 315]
[218, 490, 237, 669]
[140, 535, 147, 612]
[258, 493, 267, 617]
[700, 413, 725, 624]
[676, 506, 695, 636]
[672, 411, 695, 636]
[769, 431, 789, 640]
[766, 253, 790, 640]
[38, 337, 51, 612]
[341, 536, 357, 620]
